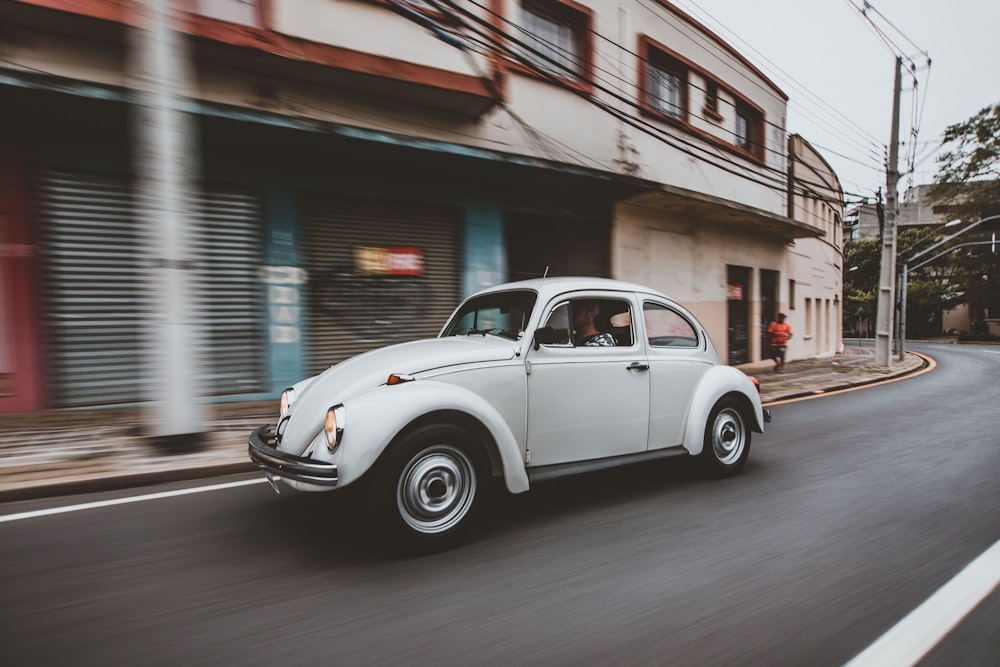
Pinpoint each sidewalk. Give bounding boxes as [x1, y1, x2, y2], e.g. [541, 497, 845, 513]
[0, 346, 927, 503]
[738, 341, 926, 402]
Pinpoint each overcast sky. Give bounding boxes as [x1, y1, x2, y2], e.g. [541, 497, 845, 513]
[669, 0, 1000, 203]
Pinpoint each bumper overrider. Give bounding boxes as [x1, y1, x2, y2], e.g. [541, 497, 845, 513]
[248, 425, 339, 486]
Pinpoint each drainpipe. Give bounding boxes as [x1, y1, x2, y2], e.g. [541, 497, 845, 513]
[615, 4, 637, 174]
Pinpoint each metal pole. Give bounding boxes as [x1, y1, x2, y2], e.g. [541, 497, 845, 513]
[899, 262, 908, 360]
[874, 57, 903, 367]
[130, 0, 206, 445]
[909, 214, 1000, 263]
[897, 215, 1000, 358]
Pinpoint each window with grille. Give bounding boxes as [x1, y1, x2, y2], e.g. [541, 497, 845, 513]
[640, 38, 689, 122]
[648, 60, 686, 119]
[735, 102, 763, 158]
[520, 0, 589, 80]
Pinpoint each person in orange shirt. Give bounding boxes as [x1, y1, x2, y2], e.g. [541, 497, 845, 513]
[767, 312, 793, 373]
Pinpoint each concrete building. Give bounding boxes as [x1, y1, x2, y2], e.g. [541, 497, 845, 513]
[845, 183, 983, 334]
[847, 184, 958, 242]
[0, 0, 842, 413]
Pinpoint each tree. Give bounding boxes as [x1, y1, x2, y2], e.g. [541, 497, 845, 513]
[843, 238, 879, 336]
[926, 103, 1000, 332]
[843, 229, 968, 338]
[927, 102, 1000, 222]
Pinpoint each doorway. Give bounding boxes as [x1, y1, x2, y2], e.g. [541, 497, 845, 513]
[760, 269, 778, 361]
[727, 265, 751, 365]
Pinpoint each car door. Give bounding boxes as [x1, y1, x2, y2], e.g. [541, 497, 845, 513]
[524, 293, 649, 467]
[642, 300, 714, 449]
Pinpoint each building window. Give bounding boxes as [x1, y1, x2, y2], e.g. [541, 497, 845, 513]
[702, 79, 723, 121]
[735, 102, 763, 158]
[188, 0, 263, 27]
[520, 0, 590, 80]
[705, 81, 718, 111]
[648, 57, 686, 119]
[637, 39, 690, 122]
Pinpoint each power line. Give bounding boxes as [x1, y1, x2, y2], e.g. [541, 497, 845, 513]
[432, 0, 860, 206]
[672, 0, 882, 153]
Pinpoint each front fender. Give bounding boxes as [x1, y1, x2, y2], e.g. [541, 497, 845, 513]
[682, 366, 765, 456]
[338, 380, 530, 494]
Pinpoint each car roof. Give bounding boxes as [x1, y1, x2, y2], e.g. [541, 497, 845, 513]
[468, 277, 673, 303]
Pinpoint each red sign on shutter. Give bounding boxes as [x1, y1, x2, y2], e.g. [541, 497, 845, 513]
[354, 246, 424, 276]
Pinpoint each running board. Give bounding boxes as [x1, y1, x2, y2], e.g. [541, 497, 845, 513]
[527, 446, 689, 484]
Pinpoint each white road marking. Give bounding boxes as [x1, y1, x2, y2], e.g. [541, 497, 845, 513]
[844, 539, 1000, 666]
[0, 478, 267, 524]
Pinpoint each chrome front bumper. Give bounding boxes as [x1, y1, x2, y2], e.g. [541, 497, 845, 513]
[248, 425, 339, 487]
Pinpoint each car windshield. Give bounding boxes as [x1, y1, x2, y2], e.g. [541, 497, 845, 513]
[441, 290, 537, 341]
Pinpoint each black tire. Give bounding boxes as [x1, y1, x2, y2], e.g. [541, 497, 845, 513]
[698, 397, 751, 478]
[370, 424, 485, 553]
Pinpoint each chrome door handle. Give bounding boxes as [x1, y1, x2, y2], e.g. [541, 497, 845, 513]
[627, 362, 649, 372]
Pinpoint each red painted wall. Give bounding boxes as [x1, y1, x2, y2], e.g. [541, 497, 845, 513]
[0, 146, 45, 413]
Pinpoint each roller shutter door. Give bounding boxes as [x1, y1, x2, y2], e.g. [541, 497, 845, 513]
[301, 194, 461, 375]
[191, 186, 266, 397]
[38, 170, 146, 407]
[38, 170, 265, 407]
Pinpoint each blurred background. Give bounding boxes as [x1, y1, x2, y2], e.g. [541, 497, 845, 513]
[0, 1, 489, 440]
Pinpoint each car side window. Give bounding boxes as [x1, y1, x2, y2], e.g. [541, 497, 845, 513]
[643, 302, 699, 347]
[570, 298, 633, 347]
[539, 302, 572, 346]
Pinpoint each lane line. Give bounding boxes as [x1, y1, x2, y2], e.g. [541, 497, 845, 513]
[0, 478, 267, 524]
[844, 539, 1000, 666]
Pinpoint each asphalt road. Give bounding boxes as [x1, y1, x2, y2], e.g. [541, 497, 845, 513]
[2, 343, 998, 666]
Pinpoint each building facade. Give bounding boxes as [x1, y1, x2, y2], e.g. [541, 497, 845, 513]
[847, 184, 958, 242]
[0, 0, 841, 413]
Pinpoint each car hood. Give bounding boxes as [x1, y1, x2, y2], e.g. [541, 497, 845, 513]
[281, 336, 520, 451]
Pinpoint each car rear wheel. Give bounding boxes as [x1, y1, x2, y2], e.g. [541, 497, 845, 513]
[372, 424, 484, 552]
[699, 397, 750, 478]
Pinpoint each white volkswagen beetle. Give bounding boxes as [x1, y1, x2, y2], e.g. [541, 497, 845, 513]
[249, 277, 768, 550]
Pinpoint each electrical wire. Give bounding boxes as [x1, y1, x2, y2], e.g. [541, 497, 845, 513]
[666, 0, 888, 187]
[429, 0, 854, 205]
[460, 0, 884, 206]
[857, 0, 930, 62]
[670, 0, 886, 157]
[840, 0, 931, 196]
[463, 0, 881, 171]
[0, 8, 856, 217]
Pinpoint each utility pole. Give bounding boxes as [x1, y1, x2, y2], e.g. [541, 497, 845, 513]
[874, 56, 902, 367]
[130, 0, 206, 449]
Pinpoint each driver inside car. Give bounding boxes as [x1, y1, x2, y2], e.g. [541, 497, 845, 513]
[572, 300, 617, 347]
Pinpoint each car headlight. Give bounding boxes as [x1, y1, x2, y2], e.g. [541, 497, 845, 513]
[279, 388, 296, 419]
[325, 405, 345, 451]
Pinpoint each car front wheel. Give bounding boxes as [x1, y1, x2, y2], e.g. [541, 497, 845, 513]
[699, 397, 751, 478]
[372, 424, 484, 552]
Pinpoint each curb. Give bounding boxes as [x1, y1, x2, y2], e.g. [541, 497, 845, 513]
[762, 352, 932, 405]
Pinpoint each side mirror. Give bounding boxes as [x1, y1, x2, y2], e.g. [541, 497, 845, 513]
[533, 326, 560, 350]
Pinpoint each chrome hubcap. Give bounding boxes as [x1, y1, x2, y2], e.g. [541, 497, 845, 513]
[397, 445, 476, 534]
[712, 408, 746, 465]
